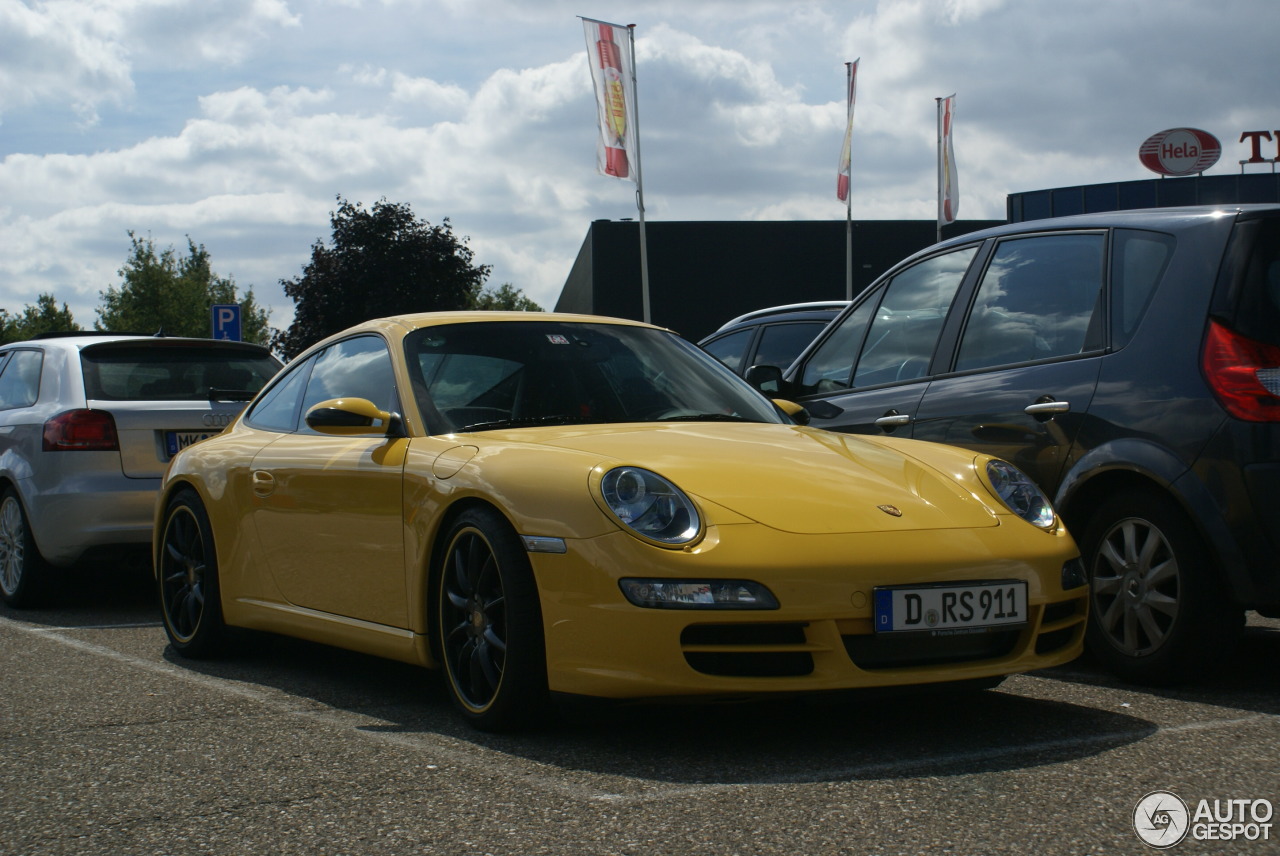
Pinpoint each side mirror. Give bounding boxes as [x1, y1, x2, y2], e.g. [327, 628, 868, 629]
[305, 397, 406, 437]
[772, 398, 811, 426]
[744, 364, 784, 394]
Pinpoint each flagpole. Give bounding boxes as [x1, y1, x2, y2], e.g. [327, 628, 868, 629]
[627, 24, 651, 324]
[844, 61, 855, 300]
[935, 96, 943, 245]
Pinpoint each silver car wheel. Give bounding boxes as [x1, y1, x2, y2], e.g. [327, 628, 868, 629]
[1089, 515, 1179, 657]
[0, 494, 27, 598]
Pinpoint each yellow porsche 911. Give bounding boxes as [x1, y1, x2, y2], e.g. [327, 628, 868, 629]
[155, 312, 1086, 730]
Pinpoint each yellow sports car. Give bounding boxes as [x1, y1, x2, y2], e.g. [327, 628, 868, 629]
[155, 312, 1087, 730]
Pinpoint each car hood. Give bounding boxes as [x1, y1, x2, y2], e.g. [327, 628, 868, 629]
[498, 422, 999, 535]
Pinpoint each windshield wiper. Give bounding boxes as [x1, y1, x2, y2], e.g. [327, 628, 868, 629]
[460, 415, 592, 432]
[652, 413, 757, 423]
[209, 387, 256, 402]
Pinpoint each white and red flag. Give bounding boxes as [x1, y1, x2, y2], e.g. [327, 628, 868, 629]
[583, 18, 638, 181]
[836, 59, 859, 202]
[938, 94, 959, 224]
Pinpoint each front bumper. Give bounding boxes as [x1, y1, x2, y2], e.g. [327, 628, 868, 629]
[529, 521, 1087, 699]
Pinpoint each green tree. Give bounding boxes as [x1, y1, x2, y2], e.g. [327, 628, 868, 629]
[469, 282, 543, 312]
[0, 294, 81, 344]
[96, 233, 271, 345]
[272, 197, 494, 359]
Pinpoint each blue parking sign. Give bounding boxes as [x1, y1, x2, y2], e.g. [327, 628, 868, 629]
[211, 304, 242, 341]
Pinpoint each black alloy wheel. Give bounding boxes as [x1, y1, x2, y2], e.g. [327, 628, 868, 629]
[1081, 488, 1242, 685]
[436, 506, 547, 731]
[158, 489, 228, 658]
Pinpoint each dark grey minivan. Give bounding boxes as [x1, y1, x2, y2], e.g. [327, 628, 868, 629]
[766, 204, 1280, 685]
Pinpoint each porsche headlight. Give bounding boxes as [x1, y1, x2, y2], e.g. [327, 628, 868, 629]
[599, 467, 701, 546]
[984, 459, 1056, 530]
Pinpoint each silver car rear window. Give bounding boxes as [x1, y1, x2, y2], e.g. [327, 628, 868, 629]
[80, 343, 280, 402]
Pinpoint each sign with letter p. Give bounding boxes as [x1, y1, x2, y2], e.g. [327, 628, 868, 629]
[211, 304, 242, 341]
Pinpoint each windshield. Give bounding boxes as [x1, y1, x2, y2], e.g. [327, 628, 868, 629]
[405, 321, 786, 433]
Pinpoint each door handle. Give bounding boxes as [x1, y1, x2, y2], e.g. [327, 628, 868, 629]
[251, 470, 275, 498]
[1024, 401, 1070, 418]
[874, 412, 912, 429]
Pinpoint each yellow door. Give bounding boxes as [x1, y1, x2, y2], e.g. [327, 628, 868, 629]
[249, 433, 410, 627]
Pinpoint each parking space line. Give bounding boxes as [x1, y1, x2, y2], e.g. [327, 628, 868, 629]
[6, 614, 1277, 807]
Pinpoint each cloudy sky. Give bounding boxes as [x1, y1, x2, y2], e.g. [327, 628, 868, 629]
[3, 0, 1277, 335]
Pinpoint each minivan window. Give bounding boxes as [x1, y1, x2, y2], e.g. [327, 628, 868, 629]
[1111, 230, 1175, 349]
[1218, 215, 1280, 347]
[799, 247, 977, 394]
[955, 233, 1104, 372]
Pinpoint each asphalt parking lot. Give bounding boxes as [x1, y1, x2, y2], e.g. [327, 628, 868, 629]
[2, 564, 1277, 856]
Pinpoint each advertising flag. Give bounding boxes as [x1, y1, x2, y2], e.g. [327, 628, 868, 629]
[583, 18, 638, 181]
[836, 60, 859, 202]
[938, 94, 959, 224]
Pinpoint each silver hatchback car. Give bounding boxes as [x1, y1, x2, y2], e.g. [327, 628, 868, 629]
[0, 333, 281, 606]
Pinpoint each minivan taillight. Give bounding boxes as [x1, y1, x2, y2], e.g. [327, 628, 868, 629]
[43, 410, 120, 451]
[1202, 320, 1280, 422]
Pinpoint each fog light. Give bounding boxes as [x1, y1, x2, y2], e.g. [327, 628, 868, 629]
[618, 579, 779, 610]
[1061, 558, 1086, 590]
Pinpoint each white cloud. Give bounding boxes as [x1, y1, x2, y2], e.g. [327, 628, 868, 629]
[1, 0, 1278, 335]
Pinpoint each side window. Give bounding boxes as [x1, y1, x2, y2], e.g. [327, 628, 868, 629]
[0, 350, 43, 409]
[299, 336, 398, 434]
[798, 298, 876, 394]
[852, 248, 977, 387]
[753, 321, 828, 370]
[1111, 229, 1175, 349]
[955, 233, 1104, 372]
[245, 356, 314, 432]
[700, 328, 753, 374]
[799, 248, 977, 395]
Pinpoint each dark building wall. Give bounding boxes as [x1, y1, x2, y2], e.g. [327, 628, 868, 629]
[556, 219, 999, 342]
[1007, 173, 1280, 222]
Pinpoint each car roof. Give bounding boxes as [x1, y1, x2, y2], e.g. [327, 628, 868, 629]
[0, 333, 275, 355]
[301, 311, 666, 352]
[935, 203, 1280, 248]
[709, 301, 851, 334]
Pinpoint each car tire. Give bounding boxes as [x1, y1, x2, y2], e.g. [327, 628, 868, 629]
[1080, 488, 1243, 685]
[436, 505, 549, 731]
[0, 487, 50, 608]
[157, 488, 229, 658]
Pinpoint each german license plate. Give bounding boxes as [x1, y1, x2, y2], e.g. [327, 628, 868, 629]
[873, 581, 1027, 633]
[165, 431, 217, 457]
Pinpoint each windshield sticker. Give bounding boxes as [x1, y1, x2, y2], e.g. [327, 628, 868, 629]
[546, 334, 571, 345]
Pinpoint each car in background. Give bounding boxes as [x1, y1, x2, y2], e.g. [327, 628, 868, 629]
[0, 333, 281, 606]
[155, 311, 1086, 731]
[698, 301, 848, 377]
[760, 204, 1280, 686]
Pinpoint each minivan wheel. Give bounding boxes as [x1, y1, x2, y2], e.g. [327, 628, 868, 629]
[0, 488, 50, 608]
[1080, 489, 1243, 685]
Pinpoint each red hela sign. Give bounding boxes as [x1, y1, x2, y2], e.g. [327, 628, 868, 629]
[1139, 128, 1222, 176]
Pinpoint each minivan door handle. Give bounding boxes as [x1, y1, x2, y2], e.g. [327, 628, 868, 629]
[1024, 400, 1070, 419]
[874, 411, 912, 430]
